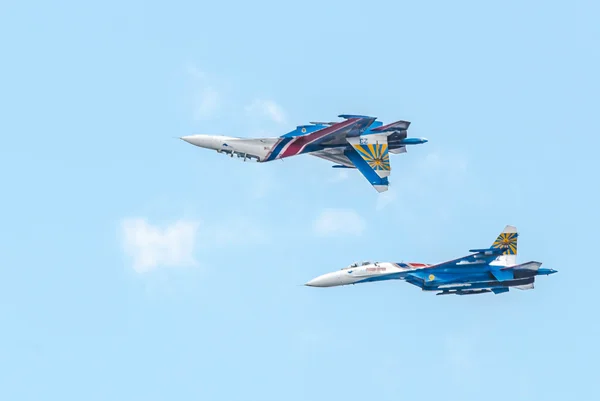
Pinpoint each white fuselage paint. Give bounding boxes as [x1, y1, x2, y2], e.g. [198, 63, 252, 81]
[305, 262, 428, 287]
[180, 135, 278, 161]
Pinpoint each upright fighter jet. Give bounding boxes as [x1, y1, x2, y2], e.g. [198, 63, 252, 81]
[180, 114, 427, 193]
[305, 226, 557, 296]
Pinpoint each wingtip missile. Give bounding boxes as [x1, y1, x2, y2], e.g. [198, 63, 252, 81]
[338, 114, 377, 120]
[538, 268, 558, 275]
[399, 137, 428, 145]
[469, 247, 504, 255]
[309, 121, 337, 126]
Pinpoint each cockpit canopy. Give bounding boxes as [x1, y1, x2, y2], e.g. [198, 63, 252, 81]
[342, 261, 375, 270]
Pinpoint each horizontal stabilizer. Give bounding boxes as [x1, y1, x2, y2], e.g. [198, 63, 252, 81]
[332, 164, 354, 169]
[389, 146, 406, 154]
[501, 261, 542, 271]
[514, 283, 534, 290]
[372, 120, 411, 132]
[490, 268, 514, 281]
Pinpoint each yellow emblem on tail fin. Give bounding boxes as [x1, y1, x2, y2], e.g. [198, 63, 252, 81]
[352, 143, 390, 172]
[347, 133, 391, 178]
[491, 226, 518, 255]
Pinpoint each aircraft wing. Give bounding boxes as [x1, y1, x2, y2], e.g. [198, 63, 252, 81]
[310, 148, 355, 168]
[401, 252, 506, 294]
[275, 117, 372, 159]
[316, 115, 377, 146]
[310, 129, 392, 192]
[415, 251, 502, 272]
[306, 116, 413, 193]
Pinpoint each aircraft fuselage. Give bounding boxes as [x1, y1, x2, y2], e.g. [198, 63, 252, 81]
[305, 261, 556, 295]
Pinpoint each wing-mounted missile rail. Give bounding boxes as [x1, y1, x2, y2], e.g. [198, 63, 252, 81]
[309, 121, 337, 126]
[216, 148, 260, 162]
[469, 247, 504, 258]
[436, 289, 492, 296]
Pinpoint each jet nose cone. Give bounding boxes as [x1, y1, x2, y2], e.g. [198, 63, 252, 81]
[180, 135, 193, 144]
[179, 134, 219, 149]
[305, 272, 341, 287]
[181, 135, 207, 146]
[305, 278, 320, 287]
[422, 138, 428, 143]
[305, 275, 328, 287]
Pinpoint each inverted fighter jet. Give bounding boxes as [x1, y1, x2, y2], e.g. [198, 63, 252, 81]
[305, 225, 556, 296]
[180, 114, 427, 192]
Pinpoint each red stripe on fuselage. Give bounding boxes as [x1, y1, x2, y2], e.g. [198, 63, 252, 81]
[408, 263, 428, 268]
[263, 138, 283, 161]
[279, 119, 358, 158]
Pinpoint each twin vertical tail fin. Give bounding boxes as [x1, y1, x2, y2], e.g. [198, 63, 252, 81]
[347, 134, 391, 177]
[491, 225, 518, 266]
[345, 134, 391, 192]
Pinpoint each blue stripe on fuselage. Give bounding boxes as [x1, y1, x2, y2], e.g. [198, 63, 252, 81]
[354, 272, 405, 284]
[264, 137, 293, 161]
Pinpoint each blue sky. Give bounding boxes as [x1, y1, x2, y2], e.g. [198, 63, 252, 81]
[1, 0, 599, 400]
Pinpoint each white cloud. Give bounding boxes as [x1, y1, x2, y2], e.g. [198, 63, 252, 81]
[186, 64, 206, 81]
[185, 65, 287, 124]
[236, 161, 276, 199]
[376, 187, 397, 211]
[421, 151, 467, 175]
[374, 149, 468, 212]
[313, 208, 366, 237]
[120, 214, 271, 273]
[186, 64, 221, 120]
[194, 87, 220, 120]
[121, 218, 200, 273]
[208, 218, 270, 247]
[329, 169, 350, 183]
[250, 170, 274, 199]
[245, 99, 286, 124]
